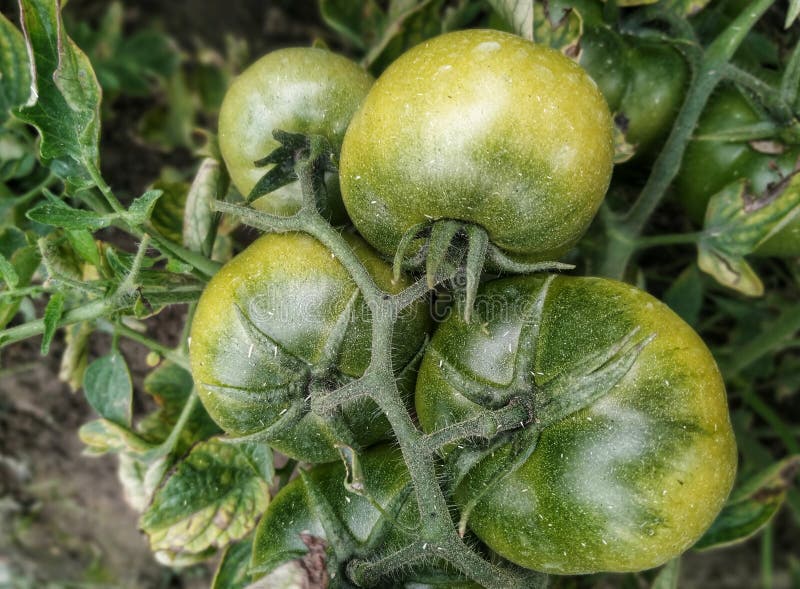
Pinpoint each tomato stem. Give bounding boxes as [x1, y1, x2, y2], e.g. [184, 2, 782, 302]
[418, 396, 534, 454]
[723, 63, 796, 124]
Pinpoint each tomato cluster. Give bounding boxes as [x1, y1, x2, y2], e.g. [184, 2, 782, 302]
[193, 27, 737, 586]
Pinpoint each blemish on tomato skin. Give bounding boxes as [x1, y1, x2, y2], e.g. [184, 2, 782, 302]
[475, 41, 502, 53]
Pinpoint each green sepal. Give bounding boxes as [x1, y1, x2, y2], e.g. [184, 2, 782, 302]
[426, 220, 461, 289]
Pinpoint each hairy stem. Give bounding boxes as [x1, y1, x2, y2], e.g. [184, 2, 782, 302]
[419, 397, 533, 454]
[724, 63, 795, 123]
[347, 543, 430, 587]
[0, 299, 110, 347]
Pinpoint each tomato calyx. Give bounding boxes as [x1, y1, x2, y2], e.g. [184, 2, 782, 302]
[392, 220, 574, 323]
[426, 282, 656, 537]
[246, 129, 337, 207]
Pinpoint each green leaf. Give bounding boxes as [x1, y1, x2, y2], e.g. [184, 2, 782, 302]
[652, 558, 681, 589]
[68, 2, 179, 99]
[0, 243, 40, 329]
[149, 179, 189, 244]
[126, 189, 163, 225]
[697, 176, 800, 296]
[533, 1, 582, 57]
[0, 253, 19, 288]
[38, 232, 82, 282]
[58, 320, 91, 391]
[83, 351, 133, 427]
[695, 455, 800, 550]
[319, 0, 383, 50]
[40, 291, 64, 354]
[144, 361, 195, 408]
[212, 537, 255, 589]
[141, 362, 221, 452]
[117, 453, 170, 512]
[79, 418, 155, 455]
[0, 227, 28, 258]
[0, 128, 37, 183]
[787, 0, 800, 28]
[140, 438, 273, 555]
[0, 12, 32, 122]
[184, 158, 226, 256]
[65, 228, 100, 267]
[15, 0, 102, 191]
[137, 70, 195, 150]
[487, 0, 534, 41]
[321, 0, 443, 69]
[27, 190, 113, 230]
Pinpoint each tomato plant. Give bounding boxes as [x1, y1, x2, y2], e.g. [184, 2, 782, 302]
[676, 85, 800, 257]
[189, 231, 430, 463]
[4, 1, 800, 588]
[218, 47, 373, 220]
[339, 28, 614, 262]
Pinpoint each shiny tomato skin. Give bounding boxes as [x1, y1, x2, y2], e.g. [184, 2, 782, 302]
[676, 86, 800, 257]
[339, 29, 614, 261]
[415, 275, 736, 574]
[580, 24, 688, 160]
[218, 48, 372, 220]
[189, 233, 429, 463]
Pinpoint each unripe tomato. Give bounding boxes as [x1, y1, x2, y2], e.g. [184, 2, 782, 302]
[415, 275, 736, 574]
[676, 86, 800, 257]
[579, 24, 689, 159]
[189, 233, 430, 463]
[340, 29, 614, 261]
[218, 48, 373, 220]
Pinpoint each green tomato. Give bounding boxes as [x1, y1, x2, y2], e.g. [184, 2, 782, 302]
[415, 275, 736, 574]
[340, 29, 614, 261]
[189, 233, 430, 463]
[676, 86, 800, 257]
[579, 24, 689, 159]
[252, 445, 480, 588]
[218, 47, 373, 220]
